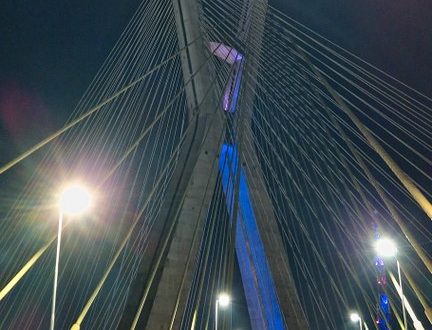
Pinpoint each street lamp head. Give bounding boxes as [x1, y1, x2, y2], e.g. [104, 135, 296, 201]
[350, 312, 361, 323]
[59, 183, 92, 215]
[217, 292, 231, 308]
[375, 237, 397, 258]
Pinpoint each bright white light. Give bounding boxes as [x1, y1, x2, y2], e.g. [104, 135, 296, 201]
[375, 237, 397, 258]
[350, 312, 361, 323]
[59, 183, 92, 215]
[217, 293, 231, 308]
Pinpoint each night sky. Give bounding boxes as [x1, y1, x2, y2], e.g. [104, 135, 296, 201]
[0, 0, 431, 329]
[274, 0, 432, 96]
[1, 1, 431, 153]
[1, 1, 431, 169]
[0, 0, 142, 163]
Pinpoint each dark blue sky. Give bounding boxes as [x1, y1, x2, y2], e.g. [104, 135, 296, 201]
[1, 0, 431, 126]
[0, 0, 431, 157]
[274, 0, 432, 96]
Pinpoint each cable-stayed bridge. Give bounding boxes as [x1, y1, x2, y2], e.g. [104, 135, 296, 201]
[0, 0, 431, 329]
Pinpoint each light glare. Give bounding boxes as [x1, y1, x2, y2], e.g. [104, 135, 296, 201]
[218, 293, 230, 308]
[350, 312, 360, 323]
[59, 184, 92, 215]
[375, 237, 397, 258]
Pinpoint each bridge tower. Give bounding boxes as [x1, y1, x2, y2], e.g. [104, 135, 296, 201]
[120, 1, 308, 328]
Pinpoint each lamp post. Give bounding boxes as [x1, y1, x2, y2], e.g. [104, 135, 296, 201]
[50, 183, 92, 330]
[375, 237, 407, 330]
[215, 292, 230, 329]
[350, 312, 363, 330]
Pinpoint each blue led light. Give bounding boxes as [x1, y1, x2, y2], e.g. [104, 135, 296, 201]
[219, 144, 285, 329]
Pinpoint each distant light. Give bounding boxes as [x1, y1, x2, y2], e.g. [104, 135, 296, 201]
[218, 293, 231, 308]
[350, 312, 361, 323]
[59, 183, 92, 215]
[375, 238, 397, 258]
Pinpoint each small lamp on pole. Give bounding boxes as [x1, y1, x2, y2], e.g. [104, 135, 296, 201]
[215, 292, 231, 329]
[350, 312, 362, 330]
[374, 237, 407, 330]
[50, 183, 92, 330]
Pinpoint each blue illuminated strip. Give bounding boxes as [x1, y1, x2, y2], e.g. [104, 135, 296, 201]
[374, 226, 390, 330]
[219, 143, 285, 329]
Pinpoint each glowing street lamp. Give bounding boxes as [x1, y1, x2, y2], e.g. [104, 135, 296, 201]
[350, 312, 362, 330]
[50, 183, 92, 330]
[215, 292, 231, 329]
[375, 237, 407, 330]
[59, 184, 92, 216]
[375, 237, 397, 258]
